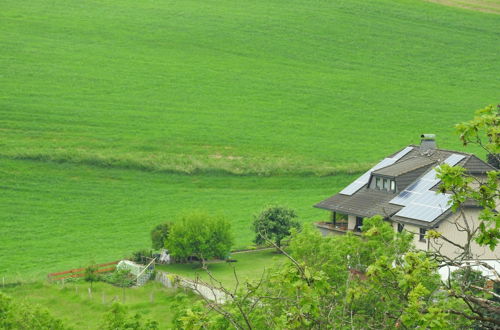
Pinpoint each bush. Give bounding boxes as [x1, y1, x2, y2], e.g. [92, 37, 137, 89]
[84, 264, 99, 289]
[166, 212, 233, 263]
[101, 269, 136, 288]
[101, 302, 159, 329]
[0, 292, 67, 329]
[131, 250, 153, 264]
[150, 223, 172, 250]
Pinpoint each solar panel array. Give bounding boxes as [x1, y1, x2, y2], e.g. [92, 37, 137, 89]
[390, 169, 439, 206]
[339, 146, 413, 195]
[391, 154, 466, 222]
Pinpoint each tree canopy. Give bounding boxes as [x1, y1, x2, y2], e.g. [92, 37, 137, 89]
[253, 206, 301, 248]
[166, 212, 233, 263]
[177, 105, 500, 329]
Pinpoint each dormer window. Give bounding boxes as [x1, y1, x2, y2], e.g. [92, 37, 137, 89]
[373, 176, 396, 192]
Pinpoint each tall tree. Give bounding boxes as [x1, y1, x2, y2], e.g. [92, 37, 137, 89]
[253, 206, 301, 248]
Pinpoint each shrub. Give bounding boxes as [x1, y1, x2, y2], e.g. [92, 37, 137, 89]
[131, 250, 153, 264]
[101, 269, 136, 288]
[84, 264, 99, 289]
[101, 302, 159, 329]
[0, 292, 67, 329]
[166, 212, 233, 263]
[150, 222, 172, 250]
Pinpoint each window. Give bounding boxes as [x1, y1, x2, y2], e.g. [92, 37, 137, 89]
[355, 217, 363, 232]
[390, 180, 396, 192]
[419, 228, 427, 242]
[397, 223, 404, 233]
[383, 179, 389, 190]
[375, 177, 381, 189]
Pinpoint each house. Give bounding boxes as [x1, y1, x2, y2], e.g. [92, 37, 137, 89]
[314, 135, 499, 261]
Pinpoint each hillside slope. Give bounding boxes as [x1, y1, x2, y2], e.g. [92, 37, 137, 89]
[1, 0, 499, 175]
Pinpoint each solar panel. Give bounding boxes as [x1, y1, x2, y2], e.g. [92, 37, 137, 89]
[339, 147, 413, 195]
[390, 171, 439, 206]
[396, 203, 445, 222]
[444, 154, 466, 166]
[395, 191, 451, 222]
[391, 153, 465, 221]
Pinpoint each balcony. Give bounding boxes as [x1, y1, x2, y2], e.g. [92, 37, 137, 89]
[314, 221, 362, 236]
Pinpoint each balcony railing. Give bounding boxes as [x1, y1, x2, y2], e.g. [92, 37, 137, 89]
[314, 221, 362, 236]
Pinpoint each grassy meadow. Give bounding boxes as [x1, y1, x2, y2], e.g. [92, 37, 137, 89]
[0, 281, 194, 329]
[158, 249, 287, 289]
[0, 250, 285, 329]
[1, 0, 499, 281]
[1, 0, 498, 175]
[0, 158, 353, 278]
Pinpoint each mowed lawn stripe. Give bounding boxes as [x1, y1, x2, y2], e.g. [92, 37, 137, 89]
[0, 159, 355, 278]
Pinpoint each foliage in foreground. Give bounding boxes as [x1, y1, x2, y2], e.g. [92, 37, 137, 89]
[431, 104, 500, 327]
[101, 302, 159, 330]
[0, 292, 67, 329]
[177, 219, 475, 329]
[177, 105, 500, 329]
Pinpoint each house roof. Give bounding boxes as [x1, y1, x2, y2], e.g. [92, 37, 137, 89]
[372, 157, 435, 177]
[315, 189, 403, 219]
[314, 145, 494, 228]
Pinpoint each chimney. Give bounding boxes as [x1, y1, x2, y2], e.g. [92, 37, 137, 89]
[420, 134, 436, 153]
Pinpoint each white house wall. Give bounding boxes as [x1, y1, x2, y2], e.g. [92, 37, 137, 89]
[429, 209, 499, 260]
[393, 210, 499, 260]
[393, 222, 428, 251]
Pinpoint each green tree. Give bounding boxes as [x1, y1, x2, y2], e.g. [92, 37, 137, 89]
[448, 104, 500, 249]
[150, 222, 172, 250]
[431, 104, 500, 327]
[166, 212, 233, 264]
[188, 219, 469, 329]
[181, 105, 499, 329]
[253, 206, 301, 248]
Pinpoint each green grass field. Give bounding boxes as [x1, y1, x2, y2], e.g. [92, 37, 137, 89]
[158, 249, 286, 289]
[0, 158, 353, 278]
[1, 0, 499, 281]
[1, 0, 498, 175]
[0, 281, 193, 329]
[0, 250, 284, 328]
